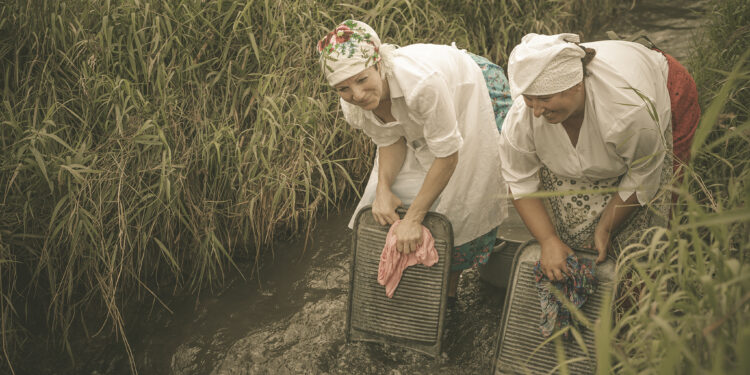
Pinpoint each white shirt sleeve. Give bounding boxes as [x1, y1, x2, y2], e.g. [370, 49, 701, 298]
[498, 105, 542, 198]
[408, 73, 464, 157]
[607, 104, 668, 205]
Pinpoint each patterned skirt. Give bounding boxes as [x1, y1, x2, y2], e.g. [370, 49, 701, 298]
[540, 134, 673, 254]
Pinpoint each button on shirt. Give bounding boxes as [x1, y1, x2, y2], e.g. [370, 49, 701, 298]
[499, 41, 671, 205]
[344, 44, 508, 246]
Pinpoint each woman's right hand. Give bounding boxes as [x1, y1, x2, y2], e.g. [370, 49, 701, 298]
[372, 188, 402, 226]
[539, 237, 574, 282]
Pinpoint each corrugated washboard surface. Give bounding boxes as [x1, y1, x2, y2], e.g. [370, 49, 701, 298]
[492, 241, 616, 374]
[346, 205, 453, 357]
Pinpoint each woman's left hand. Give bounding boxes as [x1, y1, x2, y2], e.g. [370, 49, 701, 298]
[592, 192, 639, 264]
[395, 218, 423, 254]
[593, 224, 611, 264]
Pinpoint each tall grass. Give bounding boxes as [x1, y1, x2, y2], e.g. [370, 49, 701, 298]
[589, 1, 750, 373]
[0, 0, 616, 372]
[598, 56, 750, 374]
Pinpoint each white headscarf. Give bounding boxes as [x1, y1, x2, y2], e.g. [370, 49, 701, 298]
[317, 20, 397, 86]
[507, 33, 586, 99]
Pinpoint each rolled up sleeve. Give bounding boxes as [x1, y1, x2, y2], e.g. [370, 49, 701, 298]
[410, 73, 464, 157]
[609, 106, 668, 205]
[498, 109, 542, 198]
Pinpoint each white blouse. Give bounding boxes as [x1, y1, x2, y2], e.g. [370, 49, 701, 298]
[499, 40, 671, 205]
[344, 43, 508, 245]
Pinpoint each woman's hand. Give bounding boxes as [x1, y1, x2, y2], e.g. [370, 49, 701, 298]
[539, 237, 574, 282]
[393, 152, 456, 251]
[372, 188, 402, 226]
[511, 196, 573, 282]
[593, 191, 639, 264]
[593, 223, 611, 264]
[395, 218, 423, 254]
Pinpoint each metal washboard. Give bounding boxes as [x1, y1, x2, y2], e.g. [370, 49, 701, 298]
[492, 241, 617, 374]
[346, 206, 453, 357]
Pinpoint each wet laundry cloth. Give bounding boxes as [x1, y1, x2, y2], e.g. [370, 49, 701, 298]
[377, 220, 439, 298]
[533, 254, 597, 339]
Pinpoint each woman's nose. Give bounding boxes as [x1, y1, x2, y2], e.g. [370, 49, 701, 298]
[531, 100, 544, 118]
[351, 87, 364, 102]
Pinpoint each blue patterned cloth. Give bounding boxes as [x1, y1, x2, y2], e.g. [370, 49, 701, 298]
[467, 53, 513, 133]
[533, 254, 597, 339]
[451, 226, 497, 272]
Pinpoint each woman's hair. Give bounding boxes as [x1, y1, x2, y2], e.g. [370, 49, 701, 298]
[577, 43, 597, 76]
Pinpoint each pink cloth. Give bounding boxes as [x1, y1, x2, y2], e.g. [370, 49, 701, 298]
[377, 220, 439, 298]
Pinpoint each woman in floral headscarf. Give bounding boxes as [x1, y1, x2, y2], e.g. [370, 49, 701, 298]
[317, 20, 512, 301]
[499, 33, 700, 282]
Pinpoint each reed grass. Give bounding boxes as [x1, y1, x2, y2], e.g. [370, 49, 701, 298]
[551, 1, 749, 373]
[601, 53, 749, 374]
[0, 0, 617, 372]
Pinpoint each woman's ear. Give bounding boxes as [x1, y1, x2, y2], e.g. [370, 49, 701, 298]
[376, 61, 386, 79]
[571, 80, 585, 94]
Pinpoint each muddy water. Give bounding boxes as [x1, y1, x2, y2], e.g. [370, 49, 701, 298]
[69, 208, 506, 375]
[38, 1, 712, 374]
[172, 209, 505, 375]
[589, 0, 711, 63]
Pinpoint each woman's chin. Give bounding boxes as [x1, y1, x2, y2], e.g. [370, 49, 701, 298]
[358, 101, 378, 111]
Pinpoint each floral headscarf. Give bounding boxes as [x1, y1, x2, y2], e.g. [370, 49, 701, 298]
[317, 20, 384, 86]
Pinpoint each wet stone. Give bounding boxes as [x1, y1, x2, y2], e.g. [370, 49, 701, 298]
[305, 264, 349, 290]
[210, 298, 347, 374]
[170, 344, 202, 374]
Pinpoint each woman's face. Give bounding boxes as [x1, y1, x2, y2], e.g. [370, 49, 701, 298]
[334, 65, 386, 111]
[522, 81, 585, 124]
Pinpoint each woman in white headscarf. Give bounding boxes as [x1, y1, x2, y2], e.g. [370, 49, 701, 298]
[317, 20, 511, 300]
[499, 33, 699, 281]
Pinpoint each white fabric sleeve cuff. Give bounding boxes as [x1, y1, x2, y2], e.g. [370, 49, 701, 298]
[618, 173, 659, 206]
[409, 74, 464, 157]
[608, 105, 668, 206]
[508, 178, 541, 199]
[426, 126, 463, 157]
[499, 129, 542, 199]
[617, 189, 637, 204]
